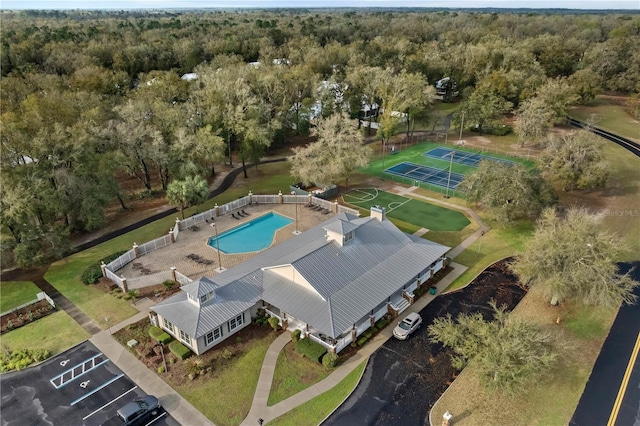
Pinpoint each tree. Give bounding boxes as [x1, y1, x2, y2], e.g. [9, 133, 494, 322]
[514, 97, 554, 148]
[166, 176, 209, 219]
[459, 86, 512, 135]
[428, 302, 558, 394]
[289, 112, 371, 189]
[540, 129, 609, 191]
[459, 161, 557, 221]
[510, 207, 639, 306]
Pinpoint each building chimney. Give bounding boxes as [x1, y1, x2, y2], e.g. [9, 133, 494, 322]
[370, 205, 386, 221]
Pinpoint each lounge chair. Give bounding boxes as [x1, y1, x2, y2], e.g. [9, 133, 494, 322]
[237, 210, 247, 217]
[241, 209, 250, 216]
[322, 208, 330, 215]
[232, 213, 239, 220]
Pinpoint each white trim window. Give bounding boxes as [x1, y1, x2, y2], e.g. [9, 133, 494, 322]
[163, 318, 174, 333]
[205, 326, 223, 347]
[179, 329, 191, 345]
[228, 313, 244, 332]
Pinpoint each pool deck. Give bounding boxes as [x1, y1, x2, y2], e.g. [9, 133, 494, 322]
[118, 203, 335, 287]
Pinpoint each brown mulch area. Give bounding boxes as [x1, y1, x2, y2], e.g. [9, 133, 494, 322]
[113, 320, 277, 387]
[0, 300, 56, 335]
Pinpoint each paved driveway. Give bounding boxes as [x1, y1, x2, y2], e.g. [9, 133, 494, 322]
[0, 341, 179, 426]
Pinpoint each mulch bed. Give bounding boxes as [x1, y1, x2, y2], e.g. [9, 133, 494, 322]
[0, 299, 56, 335]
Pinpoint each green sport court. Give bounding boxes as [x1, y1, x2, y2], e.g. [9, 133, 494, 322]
[342, 188, 470, 231]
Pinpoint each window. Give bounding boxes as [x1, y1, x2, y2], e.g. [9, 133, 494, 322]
[343, 230, 354, 244]
[205, 326, 222, 346]
[200, 291, 213, 303]
[228, 313, 244, 332]
[163, 318, 174, 333]
[179, 329, 191, 345]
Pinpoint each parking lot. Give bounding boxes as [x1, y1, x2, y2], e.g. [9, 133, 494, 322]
[0, 341, 179, 426]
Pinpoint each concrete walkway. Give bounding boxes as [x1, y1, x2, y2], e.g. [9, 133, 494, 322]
[90, 307, 215, 426]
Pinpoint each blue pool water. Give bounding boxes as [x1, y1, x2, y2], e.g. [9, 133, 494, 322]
[207, 212, 293, 254]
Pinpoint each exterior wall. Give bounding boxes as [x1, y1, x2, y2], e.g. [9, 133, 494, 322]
[157, 307, 254, 356]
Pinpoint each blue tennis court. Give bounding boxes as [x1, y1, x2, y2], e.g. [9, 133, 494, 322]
[423, 147, 515, 167]
[384, 162, 465, 189]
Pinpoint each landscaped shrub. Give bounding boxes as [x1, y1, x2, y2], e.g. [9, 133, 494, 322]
[168, 341, 191, 360]
[291, 329, 302, 342]
[268, 316, 280, 331]
[375, 318, 389, 329]
[0, 348, 51, 372]
[357, 335, 368, 346]
[322, 352, 339, 368]
[221, 349, 233, 360]
[185, 357, 205, 375]
[81, 250, 127, 284]
[163, 280, 175, 289]
[157, 365, 165, 373]
[295, 338, 327, 363]
[148, 326, 172, 344]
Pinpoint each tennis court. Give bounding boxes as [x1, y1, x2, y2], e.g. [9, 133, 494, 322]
[423, 147, 515, 167]
[384, 161, 465, 189]
[342, 188, 470, 231]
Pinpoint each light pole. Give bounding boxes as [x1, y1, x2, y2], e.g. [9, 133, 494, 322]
[458, 110, 465, 143]
[477, 230, 485, 257]
[210, 222, 224, 272]
[291, 191, 300, 235]
[445, 151, 454, 199]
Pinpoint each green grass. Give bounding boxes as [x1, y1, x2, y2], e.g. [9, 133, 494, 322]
[0, 311, 89, 354]
[176, 334, 274, 426]
[570, 97, 639, 142]
[563, 303, 612, 340]
[268, 361, 367, 426]
[268, 342, 332, 406]
[343, 188, 470, 231]
[447, 220, 535, 292]
[0, 281, 41, 312]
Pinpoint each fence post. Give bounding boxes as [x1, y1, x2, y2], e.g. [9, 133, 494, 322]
[175, 217, 181, 230]
[278, 190, 283, 204]
[214, 203, 219, 217]
[248, 191, 253, 205]
[334, 200, 339, 213]
[132, 243, 139, 258]
[121, 276, 129, 293]
[100, 261, 107, 278]
[170, 266, 177, 282]
[169, 228, 175, 243]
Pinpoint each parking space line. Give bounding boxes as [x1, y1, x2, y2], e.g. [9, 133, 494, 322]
[50, 353, 109, 389]
[82, 386, 138, 420]
[70, 374, 124, 406]
[145, 412, 167, 425]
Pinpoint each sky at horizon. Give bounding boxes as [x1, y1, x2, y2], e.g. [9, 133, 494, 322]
[1, 0, 639, 10]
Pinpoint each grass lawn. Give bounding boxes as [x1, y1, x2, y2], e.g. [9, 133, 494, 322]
[176, 333, 274, 426]
[447, 220, 535, 292]
[570, 97, 639, 142]
[0, 281, 41, 312]
[268, 342, 332, 406]
[431, 285, 618, 426]
[1, 310, 90, 354]
[343, 188, 470, 231]
[268, 361, 367, 426]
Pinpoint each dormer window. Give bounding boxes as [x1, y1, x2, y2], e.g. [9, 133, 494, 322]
[187, 293, 198, 303]
[343, 230, 354, 244]
[200, 291, 213, 303]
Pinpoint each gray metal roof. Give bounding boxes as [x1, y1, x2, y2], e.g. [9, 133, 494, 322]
[182, 277, 218, 299]
[152, 211, 449, 339]
[323, 219, 360, 235]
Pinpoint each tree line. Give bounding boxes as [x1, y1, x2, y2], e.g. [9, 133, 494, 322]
[2, 9, 639, 267]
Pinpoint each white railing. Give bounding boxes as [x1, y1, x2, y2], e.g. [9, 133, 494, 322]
[175, 270, 193, 286]
[107, 249, 136, 271]
[138, 234, 172, 256]
[308, 333, 334, 351]
[179, 209, 217, 230]
[283, 194, 305, 204]
[172, 222, 179, 240]
[253, 194, 279, 204]
[104, 268, 125, 289]
[310, 196, 335, 211]
[337, 204, 360, 216]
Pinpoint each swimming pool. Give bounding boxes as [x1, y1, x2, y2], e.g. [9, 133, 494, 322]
[207, 212, 294, 254]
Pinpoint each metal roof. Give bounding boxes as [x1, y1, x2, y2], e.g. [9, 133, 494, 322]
[152, 211, 449, 339]
[182, 277, 218, 299]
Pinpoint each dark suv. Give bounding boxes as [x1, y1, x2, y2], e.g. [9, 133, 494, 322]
[102, 395, 161, 426]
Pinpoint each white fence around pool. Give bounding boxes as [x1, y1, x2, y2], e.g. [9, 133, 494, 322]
[101, 193, 360, 291]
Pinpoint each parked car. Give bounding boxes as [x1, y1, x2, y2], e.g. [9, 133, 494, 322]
[101, 395, 161, 426]
[393, 312, 422, 340]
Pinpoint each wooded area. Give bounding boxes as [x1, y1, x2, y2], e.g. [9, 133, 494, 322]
[1, 9, 639, 267]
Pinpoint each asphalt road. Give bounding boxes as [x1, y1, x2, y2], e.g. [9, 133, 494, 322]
[570, 262, 640, 426]
[0, 341, 179, 426]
